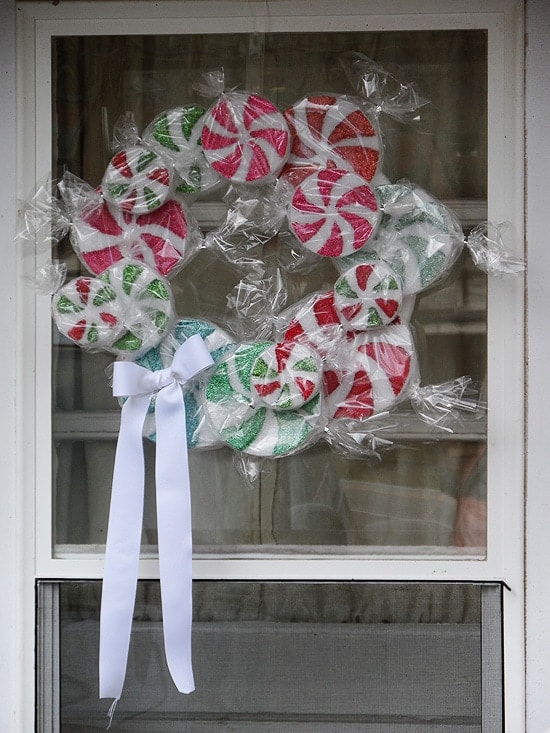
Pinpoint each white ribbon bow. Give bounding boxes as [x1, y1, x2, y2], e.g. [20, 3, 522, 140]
[99, 334, 214, 704]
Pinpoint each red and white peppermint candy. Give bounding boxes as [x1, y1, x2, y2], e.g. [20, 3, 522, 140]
[324, 321, 417, 420]
[333, 261, 403, 329]
[102, 145, 172, 214]
[74, 196, 191, 278]
[129, 199, 190, 277]
[201, 92, 290, 183]
[288, 168, 381, 257]
[71, 195, 129, 275]
[282, 94, 381, 186]
[282, 291, 343, 356]
[250, 341, 321, 410]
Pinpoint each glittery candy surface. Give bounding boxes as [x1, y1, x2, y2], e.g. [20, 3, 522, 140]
[250, 342, 321, 410]
[102, 145, 172, 215]
[333, 261, 403, 329]
[288, 168, 381, 258]
[202, 92, 290, 183]
[142, 106, 217, 196]
[136, 318, 236, 448]
[283, 94, 381, 185]
[53, 259, 173, 356]
[205, 342, 323, 457]
[324, 322, 417, 420]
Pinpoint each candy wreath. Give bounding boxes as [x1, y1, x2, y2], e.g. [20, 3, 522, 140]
[38, 67, 517, 458]
[26, 57, 527, 714]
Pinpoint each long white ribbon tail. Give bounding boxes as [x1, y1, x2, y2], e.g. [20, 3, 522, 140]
[99, 393, 151, 700]
[155, 381, 195, 693]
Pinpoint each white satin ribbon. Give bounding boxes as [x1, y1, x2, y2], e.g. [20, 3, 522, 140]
[99, 334, 214, 703]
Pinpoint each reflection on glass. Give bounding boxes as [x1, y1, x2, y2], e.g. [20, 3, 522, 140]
[57, 581, 484, 730]
[51, 30, 487, 553]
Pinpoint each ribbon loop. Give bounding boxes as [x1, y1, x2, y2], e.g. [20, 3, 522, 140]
[100, 333, 214, 705]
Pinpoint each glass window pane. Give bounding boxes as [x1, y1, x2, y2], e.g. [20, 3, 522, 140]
[51, 29, 487, 554]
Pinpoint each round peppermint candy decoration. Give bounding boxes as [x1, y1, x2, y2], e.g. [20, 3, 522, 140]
[52, 260, 173, 356]
[281, 290, 343, 357]
[135, 318, 236, 448]
[366, 182, 465, 294]
[333, 260, 403, 329]
[201, 92, 290, 184]
[74, 195, 192, 278]
[282, 94, 381, 186]
[288, 168, 381, 258]
[205, 341, 323, 457]
[324, 320, 417, 420]
[250, 341, 321, 411]
[102, 145, 172, 214]
[52, 276, 125, 351]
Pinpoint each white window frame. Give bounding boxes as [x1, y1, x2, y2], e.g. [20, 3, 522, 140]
[15, 0, 525, 729]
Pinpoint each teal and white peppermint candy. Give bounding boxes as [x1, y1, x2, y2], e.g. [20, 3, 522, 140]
[142, 106, 220, 196]
[135, 318, 236, 448]
[333, 260, 403, 330]
[250, 341, 322, 410]
[337, 182, 464, 294]
[205, 342, 323, 457]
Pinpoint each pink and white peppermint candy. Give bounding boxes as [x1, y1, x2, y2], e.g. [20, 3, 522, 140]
[129, 199, 190, 277]
[102, 145, 172, 214]
[73, 196, 191, 278]
[288, 168, 381, 258]
[201, 92, 290, 183]
[250, 341, 321, 411]
[324, 321, 417, 420]
[333, 261, 403, 329]
[282, 94, 381, 187]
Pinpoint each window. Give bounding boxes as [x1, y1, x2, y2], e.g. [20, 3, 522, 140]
[38, 580, 503, 731]
[17, 1, 524, 729]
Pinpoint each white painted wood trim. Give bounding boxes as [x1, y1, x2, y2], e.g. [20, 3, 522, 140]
[1, 4, 35, 732]
[525, 1, 550, 731]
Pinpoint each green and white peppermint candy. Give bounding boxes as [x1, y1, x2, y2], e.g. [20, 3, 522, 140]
[102, 145, 172, 214]
[142, 106, 220, 196]
[101, 259, 174, 356]
[337, 181, 464, 294]
[53, 259, 174, 357]
[205, 342, 323, 457]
